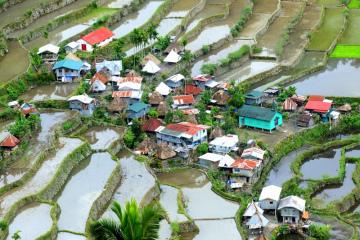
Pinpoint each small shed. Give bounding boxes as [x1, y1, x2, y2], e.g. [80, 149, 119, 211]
[148, 91, 164, 105]
[297, 113, 314, 127]
[259, 185, 282, 211]
[127, 102, 150, 120]
[165, 74, 185, 88]
[198, 153, 224, 169]
[157, 101, 169, 117]
[164, 50, 182, 63]
[90, 72, 109, 92]
[143, 118, 163, 133]
[37, 44, 60, 63]
[0, 132, 20, 151]
[141, 53, 161, 66]
[278, 195, 306, 224]
[155, 82, 172, 96]
[282, 98, 298, 112]
[245, 90, 265, 105]
[107, 97, 128, 113]
[142, 60, 160, 74]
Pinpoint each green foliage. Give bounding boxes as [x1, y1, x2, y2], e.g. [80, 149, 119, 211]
[197, 143, 209, 156]
[227, 45, 250, 62]
[11, 230, 21, 240]
[228, 83, 245, 108]
[251, 45, 262, 54]
[62, 120, 74, 131]
[170, 221, 180, 235]
[124, 129, 136, 148]
[75, 80, 90, 95]
[222, 111, 237, 134]
[164, 111, 174, 124]
[199, 90, 212, 105]
[309, 224, 331, 240]
[154, 36, 171, 51]
[93, 107, 109, 121]
[29, 49, 42, 70]
[331, 45, 360, 58]
[230, 6, 252, 37]
[201, 63, 217, 75]
[277, 86, 297, 103]
[148, 108, 159, 118]
[201, 45, 210, 54]
[181, 50, 194, 63]
[348, 0, 360, 8]
[90, 200, 163, 240]
[9, 114, 40, 138]
[88, 0, 98, 8]
[0, 31, 8, 57]
[124, 119, 145, 149]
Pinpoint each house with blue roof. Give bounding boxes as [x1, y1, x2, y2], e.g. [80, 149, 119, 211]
[96, 60, 122, 76]
[53, 59, 83, 82]
[126, 102, 150, 120]
[245, 90, 265, 105]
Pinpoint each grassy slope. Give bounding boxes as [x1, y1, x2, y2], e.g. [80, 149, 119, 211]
[331, 45, 360, 58]
[307, 8, 344, 51]
[348, 0, 360, 8]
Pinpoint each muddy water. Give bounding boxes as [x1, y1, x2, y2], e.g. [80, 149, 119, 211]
[57, 232, 86, 240]
[157, 168, 207, 188]
[7, 203, 52, 240]
[159, 220, 172, 240]
[219, 60, 278, 83]
[191, 39, 254, 75]
[167, 0, 201, 18]
[112, 1, 164, 38]
[290, 59, 360, 97]
[83, 126, 120, 150]
[313, 163, 356, 206]
[266, 147, 308, 187]
[193, 219, 242, 240]
[20, 83, 78, 102]
[0, 40, 29, 84]
[301, 148, 341, 180]
[57, 152, 116, 232]
[160, 185, 188, 222]
[0, 112, 71, 188]
[0, 138, 83, 218]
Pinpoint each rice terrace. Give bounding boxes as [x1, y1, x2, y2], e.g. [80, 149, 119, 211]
[0, 0, 360, 239]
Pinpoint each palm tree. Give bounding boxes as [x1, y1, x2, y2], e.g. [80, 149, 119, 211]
[146, 24, 158, 42]
[90, 199, 162, 240]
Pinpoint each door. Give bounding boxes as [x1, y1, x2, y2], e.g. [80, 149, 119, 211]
[81, 44, 87, 51]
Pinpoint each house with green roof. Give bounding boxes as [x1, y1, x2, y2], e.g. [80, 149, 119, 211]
[245, 90, 265, 105]
[127, 102, 150, 120]
[53, 59, 84, 82]
[238, 105, 282, 132]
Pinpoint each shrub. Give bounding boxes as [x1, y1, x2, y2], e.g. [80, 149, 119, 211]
[201, 45, 210, 54]
[230, 6, 252, 37]
[227, 45, 250, 62]
[200, 63, 217, 75]
[196, 143, 209, 156]
[148, 108, 159, 118]
[124, 129, 135, 148]
[9, 114, 40, 138]
[309, 224, 331, 240]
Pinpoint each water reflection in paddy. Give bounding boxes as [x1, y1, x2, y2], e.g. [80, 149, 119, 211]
[20, 83, 78, 102]
[291, 59, 360, 97]
[57, 232, 86, 240]
[108, 0, 133, 8]
[193, 219, 242, 240]
[266, 147, 308, 187]
[57, 152, 116, 232]
[346, 146, 360, 158]
[157, 168, 207, 188]
[83, 127, 120, 150]
[160, 185, 188, 222]
[112, 1, 164, 38]
[314, 163, 356, 205]
[158, 220, 172, 240]
[300, 148, 341, 180]
[7, 203, 52, 240]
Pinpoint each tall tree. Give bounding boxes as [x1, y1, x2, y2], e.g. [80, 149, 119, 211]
[90, 200, 162, 240]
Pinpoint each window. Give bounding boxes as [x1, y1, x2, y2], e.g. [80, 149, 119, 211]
[269, 201, 273, 205]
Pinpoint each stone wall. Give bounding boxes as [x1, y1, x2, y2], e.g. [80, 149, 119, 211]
[0, 0, 26, 13]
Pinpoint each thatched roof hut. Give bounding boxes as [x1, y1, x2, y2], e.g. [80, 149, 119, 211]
[209, 126, 224, 140]
[141, 53, 161, 66]
[337, 103, 352, 113]
[136, 138, 157, 155]
[107, 97, 128, 113]
[212, 90, 230, 106]
[187, 114, 198, 124]
[157, 101, 169, 117]
[157, 143, 176, 160]
[148, 91, 164, 105]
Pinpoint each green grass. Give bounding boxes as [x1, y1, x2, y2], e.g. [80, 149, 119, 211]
[339, 10, 360, 44]
[331, 45, 360, 58]
[348, 0, 360, 8]
[307, 8, 344, 51]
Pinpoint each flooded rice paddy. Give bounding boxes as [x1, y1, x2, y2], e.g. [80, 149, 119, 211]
[112, 1, 164, 38]
[159, 220, 172, 240]
[108, 0, 133, 8]
[300, 148, 341, 180]
[83, 126, 120, 150]
[0, 112, 71, 188]
[346, 146, 360, 158]
[290, 59, 360, 97]
[193, 219, 241, 240]
[0, 138, 83, 217]
[310, 215, 354, 240]
[20, 83, 78, 102]
[191, 39, 255, 75]
[313, 163, 356, 206]
[7, 203, 52, 240]
[166, 0, 201, 18]
[159, 185, 188, 222]
[57, 152, 117, 232]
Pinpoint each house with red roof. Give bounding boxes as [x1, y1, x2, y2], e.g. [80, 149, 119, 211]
[231, 159, 262, 184]
[156, 122, 210, 156]
[90, 72, 110, 92]
[192, 74, 219, 89]
[143, 118, 163, 133]
[184, 84, 202, 96]
[0, 132, 20, 151]
[77, 27, 114, 52]
[172, 95, 195, 109]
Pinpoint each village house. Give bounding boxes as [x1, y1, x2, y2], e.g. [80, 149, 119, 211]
[218, 154, 235, 171]
[243, 202, 263, 221]
[277, 195, 306, 224]
[238, 105, 283, 132]
[155, 122, 209, 152]
[126, 102, 150, 120]
[164, 50, 182, 64]
[112, 90, 142, 105]
[0, 132, 20, 151]
[53, 59, 83, 82]
[90, 72, 109, 92]
[264, 86, 280, 96]
[142, 60, 160, 74]
[230, 159, 262, 184]
[304, 96, 333, 122]
[198, 153, 233, 169]
[64, 41, 79, 53]
[259, 185, 282, 212]
[297, 113, 314, 127]
[37, 44, 60, 64]
[20, 103, 38, 117]
[113, 71, 143, 91]
[241, 147, 265, 161]
[245, 90, 265, 106]
[141, 53, 161, 66]
[77, 27, 114, 52]
[155, 82, 172, 96]
[243, 202, 269, 235]
[172, 95, 195, 109]
[143, 118, 163, 134]
[68, 94, 96, 116]
[212, 90, 230, 107]
[282, 97, 298, 112]
[184, 85, 202, 96]
[165, 74, 185, 89]
[209, 134, 239, 154]
[164, 43, 184, 55]
[96, 60, 122, 76]
[192, 74, 218, 89]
